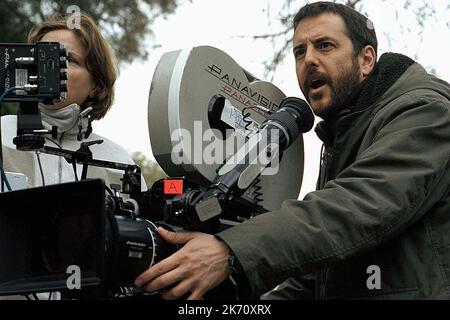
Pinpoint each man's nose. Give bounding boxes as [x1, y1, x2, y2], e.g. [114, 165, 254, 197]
[303, 47, 320, 68]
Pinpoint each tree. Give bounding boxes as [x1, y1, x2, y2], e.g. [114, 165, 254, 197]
[257, 0, 450, 79]
[132, 151, 167, 188]
[0, 0, 183, 63]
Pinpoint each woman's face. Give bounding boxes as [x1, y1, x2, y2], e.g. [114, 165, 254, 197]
[40, 29, 95, 110]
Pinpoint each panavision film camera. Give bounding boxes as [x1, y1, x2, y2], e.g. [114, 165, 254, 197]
[0, 45, 313, 299]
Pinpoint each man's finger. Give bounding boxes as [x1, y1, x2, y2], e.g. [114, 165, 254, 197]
[161, 279, 194, 300]
[157, 227, 197, 245]
[143, 267, 185, 293]
[134, 254, 179, 287]
[187, 288, 205, 300]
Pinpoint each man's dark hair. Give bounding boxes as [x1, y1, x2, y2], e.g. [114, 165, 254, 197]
[293, 2, 378, 57]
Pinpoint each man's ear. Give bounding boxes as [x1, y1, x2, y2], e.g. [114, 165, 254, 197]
[359, 45, 377, 78]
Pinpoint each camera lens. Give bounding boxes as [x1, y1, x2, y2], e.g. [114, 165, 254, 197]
[112, 216, 177, 286]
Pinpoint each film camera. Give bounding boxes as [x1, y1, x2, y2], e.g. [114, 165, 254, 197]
[0, 45, 313, 299]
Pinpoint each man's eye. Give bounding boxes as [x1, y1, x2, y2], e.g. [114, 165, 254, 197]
[320, 42, 334, 50]
[294, 49, 306, 59]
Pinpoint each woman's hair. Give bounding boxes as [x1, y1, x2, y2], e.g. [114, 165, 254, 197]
[27, 12, 117, 120]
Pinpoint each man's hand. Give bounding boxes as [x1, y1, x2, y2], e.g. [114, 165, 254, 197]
[134, 227, 231, 300]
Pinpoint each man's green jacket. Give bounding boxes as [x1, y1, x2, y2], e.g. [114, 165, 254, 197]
[218, 53, 450, 300]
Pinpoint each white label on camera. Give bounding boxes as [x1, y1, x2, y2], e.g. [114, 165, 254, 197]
[15, 69, 27, 95]
[221, 99, 258, 135]
[129, 251, 143, 259]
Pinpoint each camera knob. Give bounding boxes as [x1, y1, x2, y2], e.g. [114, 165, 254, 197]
[60, 69, 68, 81]
[60, 83, 68, 93]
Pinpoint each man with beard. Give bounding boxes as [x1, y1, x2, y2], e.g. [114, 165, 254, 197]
[135, 2, 450, 300]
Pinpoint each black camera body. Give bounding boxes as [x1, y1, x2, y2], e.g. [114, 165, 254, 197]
[0, 42, 67, 104]
[0, 177, 177, 299]
[0, 174, 241, 299]
[0, 42, 68, 151]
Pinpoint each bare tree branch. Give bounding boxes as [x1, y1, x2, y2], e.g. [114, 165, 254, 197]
[235, 27, 291, 40]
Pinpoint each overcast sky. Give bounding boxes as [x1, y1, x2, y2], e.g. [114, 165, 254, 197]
[94, 0, 450, 199]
